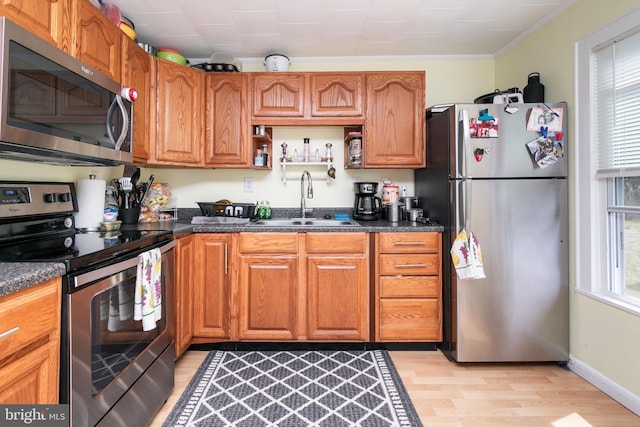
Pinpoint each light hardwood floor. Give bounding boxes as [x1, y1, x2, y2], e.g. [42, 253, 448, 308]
[150, 350, 639, 427]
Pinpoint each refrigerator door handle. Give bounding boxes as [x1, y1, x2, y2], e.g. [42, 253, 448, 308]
[459, 109, 470, 178]
[456, 178, 472, 233]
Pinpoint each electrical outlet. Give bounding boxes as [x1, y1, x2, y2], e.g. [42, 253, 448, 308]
[381, 177, 391, 185]
[243, 177, 254, 193]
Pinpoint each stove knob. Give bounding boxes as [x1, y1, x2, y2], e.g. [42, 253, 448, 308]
[57, 192, 71, 203]
[63, 236, 73, 248]
[64, 217, 73, 229]
[44, 193, 57, 203]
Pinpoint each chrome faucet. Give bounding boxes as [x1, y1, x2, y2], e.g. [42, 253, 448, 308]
[300, 170, 313, 218]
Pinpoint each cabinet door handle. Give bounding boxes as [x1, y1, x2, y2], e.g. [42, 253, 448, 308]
[0, 326, 19, 339]
[394, 241, 426, 246]
[224, 243, 228, 276]
[395, 263, 427, 268]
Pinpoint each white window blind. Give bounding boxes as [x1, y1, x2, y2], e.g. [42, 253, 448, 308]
[594, 29, 640, 177]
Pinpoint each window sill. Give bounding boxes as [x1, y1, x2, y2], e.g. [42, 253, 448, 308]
[575, 288, 640, 317]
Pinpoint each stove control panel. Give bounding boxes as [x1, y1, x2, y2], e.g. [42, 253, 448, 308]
[0, 182, 76, 218]
[0, 186, 30, 204]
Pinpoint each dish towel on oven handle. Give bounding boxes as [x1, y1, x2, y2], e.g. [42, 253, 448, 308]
[134, 247, 162, 331]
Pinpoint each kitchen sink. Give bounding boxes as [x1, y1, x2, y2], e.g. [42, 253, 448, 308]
[248, 218, 361, 227]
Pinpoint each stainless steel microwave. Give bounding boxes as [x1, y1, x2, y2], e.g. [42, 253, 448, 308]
[0, 17, 135, 166]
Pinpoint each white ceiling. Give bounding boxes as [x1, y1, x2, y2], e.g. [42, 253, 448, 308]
[107, 0, 577, 62]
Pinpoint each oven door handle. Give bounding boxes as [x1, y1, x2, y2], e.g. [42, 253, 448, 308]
[72, 239, 176, 289]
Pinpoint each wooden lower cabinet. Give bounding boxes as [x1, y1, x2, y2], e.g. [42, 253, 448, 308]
[0, 278, 61, 404]
[375, 232, 442, 341]
[193, 234, 231, 341]
[237, 233, 299, 340]
[188, 231, 441, 344]
[306, 233, 369, 341]
[235, 232, 369, 342]
[174, 234, 194, 359]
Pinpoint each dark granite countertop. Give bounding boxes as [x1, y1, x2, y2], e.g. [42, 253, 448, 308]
[1, 208, 443, 299]
[0, 262, 66, 298]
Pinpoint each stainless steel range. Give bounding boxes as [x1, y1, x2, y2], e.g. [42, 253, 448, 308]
[0, 181, 176, 426]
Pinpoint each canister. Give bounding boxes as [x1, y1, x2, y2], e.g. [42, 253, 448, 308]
[382, 185, 399, 204]
[405, 208, 423, 222]
[384, 203, 403, 222]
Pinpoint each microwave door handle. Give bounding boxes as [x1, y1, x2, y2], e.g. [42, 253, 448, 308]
[106, 95, 129, 151]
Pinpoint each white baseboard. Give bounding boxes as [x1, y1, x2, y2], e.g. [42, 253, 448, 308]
[568, 355, 640, 416]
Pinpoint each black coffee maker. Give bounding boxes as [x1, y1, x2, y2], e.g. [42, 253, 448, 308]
[353, 182, 381, 220]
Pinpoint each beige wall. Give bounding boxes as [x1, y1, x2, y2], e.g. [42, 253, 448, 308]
[495, 0, 640, 400]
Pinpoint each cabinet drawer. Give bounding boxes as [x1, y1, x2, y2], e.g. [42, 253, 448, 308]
[239, 232, 298, 253]
[379, 276, 440, 298]
[0, 279, 60, 361]
[379, 253, 439, 275]
[378, 232, 440, 253]
[378, 298, 441, 341]
[306, 232, 367, 253]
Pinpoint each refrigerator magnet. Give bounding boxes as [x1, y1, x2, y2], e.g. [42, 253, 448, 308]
[469, 117, 499, 138]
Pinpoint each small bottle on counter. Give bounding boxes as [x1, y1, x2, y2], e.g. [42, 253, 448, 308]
[264, 201, 272, 219]
[303, 138, 310, 162]
[104, 186, 118, 222]
[261, 144, 269, 166]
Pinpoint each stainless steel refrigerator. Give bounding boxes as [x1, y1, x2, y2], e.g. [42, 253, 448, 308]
[415, 102, 569, 362]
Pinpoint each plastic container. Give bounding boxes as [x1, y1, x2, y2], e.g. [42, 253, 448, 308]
[104, 186, 119, 222]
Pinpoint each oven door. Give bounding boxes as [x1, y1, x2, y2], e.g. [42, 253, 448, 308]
[62, 239, 175, 427]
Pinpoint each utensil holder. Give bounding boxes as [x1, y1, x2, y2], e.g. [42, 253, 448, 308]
[118, 206, 141, 224]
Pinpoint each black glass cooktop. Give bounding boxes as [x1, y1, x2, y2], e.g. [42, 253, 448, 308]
[0, 229, 172, 272]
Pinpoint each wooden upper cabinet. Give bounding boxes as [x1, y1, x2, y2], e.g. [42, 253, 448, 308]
[251, 72, 365, 124]
[252, 73, 306, 119]
[73, 0, 121, 81]
[0, 0, 72, 52]
[205, 73, 250, 167]
[364, 71, 425, 168]
[153, 59, 204, 166]
[310, 73, 364, 119]
[121, 35, 154, 162]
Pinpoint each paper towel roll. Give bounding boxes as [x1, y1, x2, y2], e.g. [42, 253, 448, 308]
[75, 178, 106, 230]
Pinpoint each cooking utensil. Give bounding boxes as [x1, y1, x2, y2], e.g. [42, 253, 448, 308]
[139, 174, 155, 204]
[118, 177, 132, 209]
[123, 164, 136, 177]
[327, 166, 336, 179]
[130, 167, 140, 187]
[405, 207, 423, 222]
[264, 54, 290, 72]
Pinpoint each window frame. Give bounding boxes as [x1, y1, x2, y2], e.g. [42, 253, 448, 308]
[575, 7, 640, 316]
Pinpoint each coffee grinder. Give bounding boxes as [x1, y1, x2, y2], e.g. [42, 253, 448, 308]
[353, 182, 381, 220]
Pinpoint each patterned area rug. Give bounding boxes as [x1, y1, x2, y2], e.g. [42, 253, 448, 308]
[162, 350, 423, 427]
